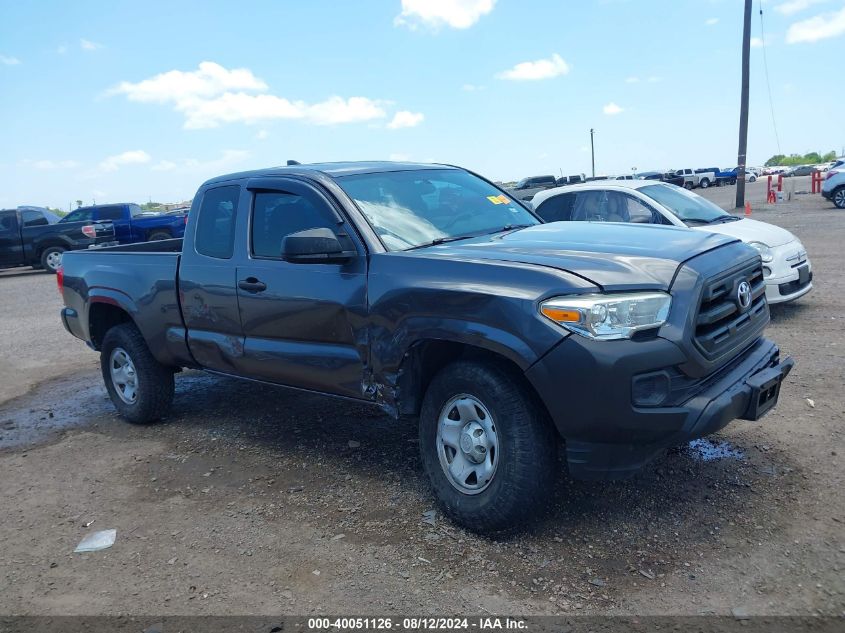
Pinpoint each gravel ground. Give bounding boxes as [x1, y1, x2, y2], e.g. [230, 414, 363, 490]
[0, 182, 842, 617]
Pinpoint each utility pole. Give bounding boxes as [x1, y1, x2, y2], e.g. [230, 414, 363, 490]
[735, 0, 752, 209]
[590, 129, 596, 178]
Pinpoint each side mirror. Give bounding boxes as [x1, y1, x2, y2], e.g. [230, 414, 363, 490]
[282, 227, 355, 263]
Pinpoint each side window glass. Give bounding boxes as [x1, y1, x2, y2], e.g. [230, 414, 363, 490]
[97, 206, 124, 221]
[536, 193, 576, 222]
[572, 191, 608, 221]
[195, 185, 240, 259]
[61, 209, 93, 223]
[22, 210, 48, 227]
[624, 195, 658, 223]
[0, 211, 17, 233]
[251, 190, 338, 258]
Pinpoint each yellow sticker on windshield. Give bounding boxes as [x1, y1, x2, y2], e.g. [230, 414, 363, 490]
[487, 194, 510, 205]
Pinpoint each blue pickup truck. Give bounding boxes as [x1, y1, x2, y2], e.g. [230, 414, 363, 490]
[59, 203, 187, 244]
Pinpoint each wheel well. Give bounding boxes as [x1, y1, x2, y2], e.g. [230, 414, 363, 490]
[89, 303, 133, 350]
[36, 241, 67, 257]
[395, 340, 546, 419]
[148, 228, 171, 237]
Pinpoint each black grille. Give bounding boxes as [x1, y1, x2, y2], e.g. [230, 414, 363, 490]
[694, 261, 768, 360]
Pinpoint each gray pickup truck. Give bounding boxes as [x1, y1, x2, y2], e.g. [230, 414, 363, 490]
[59, 161, 793, 532]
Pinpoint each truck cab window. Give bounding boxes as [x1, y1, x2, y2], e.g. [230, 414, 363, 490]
[251, 191, 337, 258]
[195, 185, 240, 259]
[97, 206, 124, 221]
[21, 210, 49, 227]
[61, 209, 94, 223]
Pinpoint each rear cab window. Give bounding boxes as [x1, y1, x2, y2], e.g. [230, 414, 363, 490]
[195, 185, 241, 259]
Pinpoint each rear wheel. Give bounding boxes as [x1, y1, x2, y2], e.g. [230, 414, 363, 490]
[834, 187, 845, 209]
[40, 246, 65, 274]
[418, 360, 557, 534]
[699, 178, 711, 189]
[100, 323, 174, 424]
[148, 230, 171, 241]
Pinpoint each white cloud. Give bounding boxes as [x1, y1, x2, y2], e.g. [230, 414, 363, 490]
[1, 55, 21, 65]
[705, 17, 719, 25]
[387, 110, 425, 129]
[80, 39, 103, 51]
[646, 76, 662, 83]
[750, 36, 765, 47]
[603, 102, 624, 115]
[775, 0, 828, 16]
[151, 160, 177, 172]
[56, 45, 67, 55]
[625, 76, 640, 83]
[496, 53, 570, 81]
[255, 129, 269, 140]
[786, 5, 845, 43]
[395, 0, 495, 30]
[389, 153, 412, 162]
[109, 61, 267, 104]
[109, 62, 395, 129]
[99, 150, 151, 172]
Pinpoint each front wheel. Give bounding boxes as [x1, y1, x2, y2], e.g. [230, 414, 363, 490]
[40, 246, 65, 274]
[100, 323, 175, 424]
[419, 360, 557, 534]
[833, 187, 845, 209]
[684, 182, 693, 190]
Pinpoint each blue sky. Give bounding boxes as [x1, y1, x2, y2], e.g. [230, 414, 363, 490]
[1, 0, 844, 209]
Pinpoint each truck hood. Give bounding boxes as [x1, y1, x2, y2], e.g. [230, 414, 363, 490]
[416, 222, 739, 291]
[691, 217, 797, 248]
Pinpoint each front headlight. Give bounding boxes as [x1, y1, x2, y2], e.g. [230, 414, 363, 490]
[540, 292, 672, 340]
[748, 241, 773, 262]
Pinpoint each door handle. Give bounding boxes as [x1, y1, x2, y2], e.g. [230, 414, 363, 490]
[238, 277, 267, 293]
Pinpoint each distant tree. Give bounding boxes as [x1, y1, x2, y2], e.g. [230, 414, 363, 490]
[47, 207, 67, 217]
[764, 151, 836, 167]
[75, 199, 83, 209]
[141, 202, 163, 211]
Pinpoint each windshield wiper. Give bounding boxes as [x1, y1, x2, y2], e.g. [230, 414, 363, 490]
[489, 223, 534, 235]
[706, 216, 740, 224]
[404, 234, 481, 251]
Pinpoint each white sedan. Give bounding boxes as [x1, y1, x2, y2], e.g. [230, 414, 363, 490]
[530, 181, 812, 304]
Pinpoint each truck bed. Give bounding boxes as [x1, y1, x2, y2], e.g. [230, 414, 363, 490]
[60, 239, 191, 368]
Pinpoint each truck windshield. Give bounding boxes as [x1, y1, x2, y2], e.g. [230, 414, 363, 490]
[336, 169, 539, 250]
[639, 184, 732, 225]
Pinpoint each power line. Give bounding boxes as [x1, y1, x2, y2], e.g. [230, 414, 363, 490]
[759, 1, 782, 156]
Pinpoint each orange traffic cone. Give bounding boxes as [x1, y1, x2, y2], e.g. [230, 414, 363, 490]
[744, 202, 752, 217]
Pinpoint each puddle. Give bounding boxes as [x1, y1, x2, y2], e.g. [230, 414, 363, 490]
[0, 372, 110, 450]
[685, 438, 745, 462]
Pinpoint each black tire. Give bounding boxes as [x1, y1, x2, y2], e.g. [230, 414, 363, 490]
[418, 360, 557, 534]
[699, 178, 710, 189]
[100, 323, 174, 424]
[40, 246, 65, 274]
[833, 187, 845, 210]
[684, 182, 693, 190]
[148, 230, 171, 241]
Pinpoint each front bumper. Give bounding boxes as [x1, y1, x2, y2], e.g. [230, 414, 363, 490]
[526, 335, 792, 480]
[763, 242, 812, 304]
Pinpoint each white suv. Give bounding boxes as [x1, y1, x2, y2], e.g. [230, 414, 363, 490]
[822, 165, 845, 209]
[531, 181, 813, 304]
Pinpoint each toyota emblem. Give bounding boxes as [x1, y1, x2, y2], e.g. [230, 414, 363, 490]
[737, 281, 752, 310]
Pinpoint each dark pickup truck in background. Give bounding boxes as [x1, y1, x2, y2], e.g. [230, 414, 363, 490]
[60, 203, 188, 244]
[59, 161, 793, 533]
[0, 206, 116, 273]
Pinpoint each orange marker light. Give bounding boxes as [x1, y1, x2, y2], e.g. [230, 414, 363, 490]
[541, 307, 581, 323]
